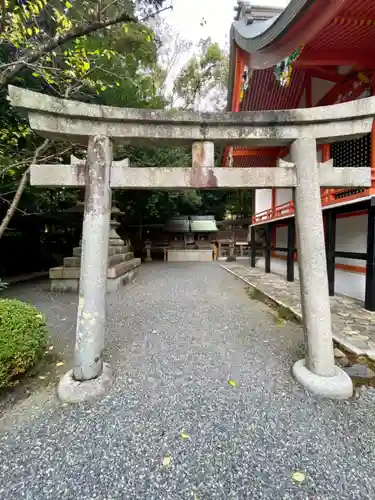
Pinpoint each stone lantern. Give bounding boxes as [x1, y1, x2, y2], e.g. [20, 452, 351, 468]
[226, 239, 237, 262]
[144, 238, 152, 262]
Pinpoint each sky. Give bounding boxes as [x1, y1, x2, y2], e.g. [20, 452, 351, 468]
[164, 0, 291, 47]
[161, 0, 291, 92]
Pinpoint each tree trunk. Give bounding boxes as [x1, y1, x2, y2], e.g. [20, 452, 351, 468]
[0, 139, 49, 239]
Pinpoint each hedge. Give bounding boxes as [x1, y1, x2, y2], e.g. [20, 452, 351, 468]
[0, 298, 48, 388]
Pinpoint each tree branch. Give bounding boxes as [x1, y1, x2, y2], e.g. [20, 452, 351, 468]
[0, 5, 171, 87]
[0, 139, 49, 238]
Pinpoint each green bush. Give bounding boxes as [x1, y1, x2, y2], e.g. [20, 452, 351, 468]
[0, 299, 48, 388]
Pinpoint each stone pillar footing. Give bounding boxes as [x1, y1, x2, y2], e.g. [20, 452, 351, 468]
[57, 362, 114, 403]
[226, 255, 237, 262]
[292, 359, 353, 400]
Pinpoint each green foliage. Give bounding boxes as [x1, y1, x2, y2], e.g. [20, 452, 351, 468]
[0, 3, 248, 233]
[172, 38, 228, 110]
[0, 0, 167, 223]
[0, 299, 48, 388]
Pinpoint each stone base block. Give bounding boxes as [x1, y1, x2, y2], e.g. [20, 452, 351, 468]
[57, 362, 114, 403]
[107, 260, 140, 292]
[167, 249, 212, 262]
[73, 245, 127, 257]
[226, 255, 237, 262]
[64, 252, 134, 268]
[50, 258, 141, 293]
[292, 358, 353, 400]
[51, 278, 79, 292]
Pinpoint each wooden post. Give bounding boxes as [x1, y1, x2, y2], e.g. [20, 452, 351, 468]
[365, 197, 375, 311]
[287, 219, 295, 282]
[265, 224, 272, 273]
[250, 226, 256, 268]
[325, 210, 336, 297]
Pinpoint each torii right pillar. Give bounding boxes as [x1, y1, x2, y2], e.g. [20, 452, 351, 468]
[291, 138, 353, 399]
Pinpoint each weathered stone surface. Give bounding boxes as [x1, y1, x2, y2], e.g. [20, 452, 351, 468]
[73, 245, 126, 258]
[107, 258, 141, 279]
[57, 362, 114, 403]
[30, 163, 370, 189]
[292, 359, 353, 400]
[9, 85, 375, 145]
[73, 135, 112, 382]
[51, 258, 140, 293]
[50, 266, 80, 280]
[292, 137, 336, 378]
[107, 264, 140, 292]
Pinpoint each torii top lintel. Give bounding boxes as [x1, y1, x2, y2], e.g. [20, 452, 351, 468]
[8, 85, 375, 146]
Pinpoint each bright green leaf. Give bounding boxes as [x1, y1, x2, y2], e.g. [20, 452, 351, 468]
[228, 379, 238, 387]
[162, 455, 172, 467]
[292, 471, 306, 483]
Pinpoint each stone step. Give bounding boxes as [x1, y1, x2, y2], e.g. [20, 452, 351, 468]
[50, 266, 80, 280]
[72, 245, 127, 257]
[64, 252, 134, 268]
[107, 258, 141, 279]
[109, 252, 134, 266]
[64, 256, 81, 268]
[50, 257, 141, 281]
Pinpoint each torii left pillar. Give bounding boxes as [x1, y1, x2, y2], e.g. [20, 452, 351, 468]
[58, 135, 115, 403]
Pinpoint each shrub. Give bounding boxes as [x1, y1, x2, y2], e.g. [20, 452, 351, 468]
[0, 299, 48, 388]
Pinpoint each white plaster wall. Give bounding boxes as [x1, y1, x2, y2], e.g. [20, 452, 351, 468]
[275, 225, 288, 257]
[276, 189, 293, 206]
[335, 214, 367, 269]
[255, 189, 272, 214]
[256, 257, 365, 302]
[256, 214, 368, 302]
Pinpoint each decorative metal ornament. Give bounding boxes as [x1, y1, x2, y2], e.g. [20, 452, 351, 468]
[274, 46, 303, 87]
[240, 65, 249, 102]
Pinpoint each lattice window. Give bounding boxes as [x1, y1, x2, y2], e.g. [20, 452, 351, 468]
[330, 133, 371, 199]
[331, 134, 370, 168]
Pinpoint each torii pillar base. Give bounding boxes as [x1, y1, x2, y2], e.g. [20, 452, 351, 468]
[57, 362, 114, 404]
[292, 360, 352, 400]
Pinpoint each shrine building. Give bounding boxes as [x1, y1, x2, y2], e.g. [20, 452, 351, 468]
[226, 0, 375, 310]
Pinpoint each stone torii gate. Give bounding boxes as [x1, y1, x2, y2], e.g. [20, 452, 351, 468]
[8, 85, 375, 403]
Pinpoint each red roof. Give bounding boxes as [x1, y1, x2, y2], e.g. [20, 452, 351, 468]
[228, 0, 375, 168]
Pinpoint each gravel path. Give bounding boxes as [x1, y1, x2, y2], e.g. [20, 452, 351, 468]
[1, 263, 375, 499]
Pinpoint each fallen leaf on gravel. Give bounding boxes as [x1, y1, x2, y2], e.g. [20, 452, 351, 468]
[56, 361, 65, 367]
[180, 432, 190, 440]
[228, 379, 238, 387]
[193, 493, 199, 500]
[276, 317, 286, 327]
[292, 471, 306, 483]
[38, 376, 46, 380]
[48, 346, 54, 351]
[162, 455, 172, 467]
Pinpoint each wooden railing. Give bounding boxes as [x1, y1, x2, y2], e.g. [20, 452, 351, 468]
[252, 200, 294, 224]
[253, 187, 373, 224]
